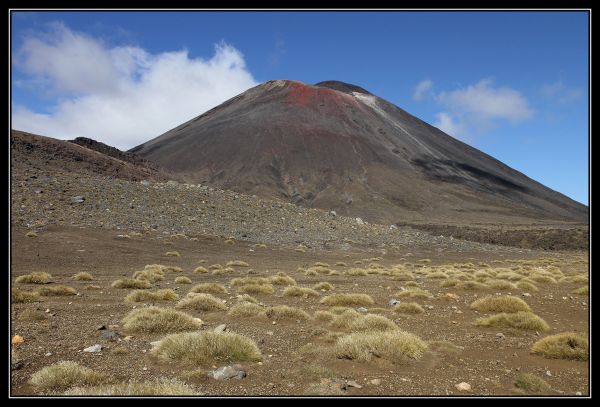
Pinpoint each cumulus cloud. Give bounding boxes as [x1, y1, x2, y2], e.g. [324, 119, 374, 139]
[414, 78, 533, 140]
[412, 79, 433, 101]
[541, 80, 583, 104]
[12, 23, 258, 150]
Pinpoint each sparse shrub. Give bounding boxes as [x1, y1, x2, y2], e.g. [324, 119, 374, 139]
[73, 272, 93, 281]
[152, 331, 261, 366]
[85, 285, 101, 290]
[237, 284, 274, 295]
[394, 302, 425, 314]
[263, 305, 310, 321]
[571, 286, 588, 296]
[193, 266, 208, 273]
[176, 293, 227, 311]
[29, 361, 107, 393]
[111, 346, 129, 355]
[122, 306, 202, 333]
[26, 231, 38, 238]
[211, 269, 225, 276]
[190, 283, 227, 294]
[334, 330, 427, 362]
[165, 251, 180, 257]
[268, 275, 297, 286]
[125, 289, 178, 303]
[531, 332, 588, 360]
[112, 279, 151, 289]
[174, 276, 192, 284]
[227, 302, 263, 317]
[320, 293, 374, 306]
[475, 311, 549, 331]
[313, 282, 333, 291]
[162, 266, 182, 273]
[37, 286, 77, 296]
[227, 260, 249, 267]
[12, 289, 41, 303]
[470, 296, 531, 313]
[515, 373, 551, 393]
[65, 378, 198, 396]
[283, 286, 319, 297]
[15, 272, 52, 284]
[19, 308, 47, 321]
[133, 269, 164, 283]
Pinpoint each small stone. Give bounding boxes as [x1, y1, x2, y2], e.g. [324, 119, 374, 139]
[546, 370, 552, 377]
[356, 307, 368, 313]
[370, 379, 382, 385]
[150, 340, 162, 348]
[210, 365, 247, 380]
[71, 196, 85, 204]
[100, 330, 119, 341]
[124, 336, 133, 342]
[266, 331, 274, 336]
[45, 309, 50, 313]
[427, 305, 434, 310]
[445, 293, 460, 301]
[346, 380, 362, 389]
[388, 299, 400, 306]
[576, 392, 582, 396]
[143, 367, 148, 371]
[213, 324, 227, 333]
[45, 352, 52, 357]
[272, 321, 277, 325]
[522, 293, 531, 297]
[496, 333, 505, 340]
[455, 382, 471, 392]
[83, 344, 102, 353]
[11, 335, 24, 345]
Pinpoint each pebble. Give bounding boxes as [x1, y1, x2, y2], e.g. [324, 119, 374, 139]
[45, 352, 52, 357]
[388, 299, 400, 306]
[357, 307, 368, 313]
[346, 380, 362, 389]
[576, 392, 582, 396]
[522, 293, 531, 297]
[209, 365, 247, 380]
[455, 382, 472, 392]
[213, 324, 227, 333]
[496, 333, 506, 340]
[370, 379, 381, 385]
[546, 370, 552, 377]
[83, 344, 102, 353]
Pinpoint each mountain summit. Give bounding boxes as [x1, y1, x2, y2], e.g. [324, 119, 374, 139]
[131, 79, 586, 224]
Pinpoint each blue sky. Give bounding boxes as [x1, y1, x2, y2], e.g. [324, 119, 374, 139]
[11, 11, 589, 205]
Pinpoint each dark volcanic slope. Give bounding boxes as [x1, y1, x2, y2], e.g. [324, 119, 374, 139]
[131, 80, 587, 224]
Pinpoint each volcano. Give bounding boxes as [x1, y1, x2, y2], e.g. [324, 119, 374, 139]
[131, 80, 587, 224]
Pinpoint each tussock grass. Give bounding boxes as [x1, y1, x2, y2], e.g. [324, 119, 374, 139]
[531, 332, 588, 360]
[12, 289, 41, 303]
[37, 285, 77, 296]
[335, 262, 347, 267]
[470, 296, 531, 313]
[346, 268, 367, 276]
[209, 264, 223, 270]
[26, 231, 38, 238]
[176, 293, 227, 311]
[305, 270, 318, 276]
[190, 283, 227, 294]
[320, 293, 374, 306]
[396, 288, 432, 299]
[264, 305, 311, 321]
[152, 331, 261, 366]
[19, 308, 47, 321]
[165, 251, 180, 257]
[85, 285, 101, 290]
[122, 306, 202, 333]
[111, 346, 129, 355]
[162, 266, 182, 273]
[560, 275, 588, 284]
[474, 271, 493, 279]
[193, 266, 208, 273]
[530, 274, 558, 284]
[334, 330, 428, 362]
[227, 302, 264, 317]
[283, 286, 319, 297]
[496, 271, 523, 281]
[211, 269, 225, 276]
[427, 271, 449, 279]
[29, 361, 107, 393]
[405, 281, 420, 288]
[125, 289, 178, 303]
[313, 310, 336, 323]
[571, 286, 588, 296]
[455, 281, 490, 291]
[174, 276, 192, 284]
[224, 239, 235, 245]
[15, 272, 52, 284]
[268, 275, 297, 286]
[328, 270, 341, 276]
[295, 247, 306, 253]
[226, 260, 249, 267]
[73, 272, 93, 281]
[236, 294, 258, 304]
[393, 302, 425, 314]
[65, 378, 198, 396]
[392, 271, 415, 281]
[112, 279, 151, 289]
[329, 310, 397, 332]
[313, 282, 333, 291]
[440, 279, 459, 288]
[329, 306, 353, 314]
[475, 311, 549, 331]
[515, 373, 551, 393]
[255, 243, 268, 248]
[237, 284, 274, 295]
[133, 269, 164, 283]
[516, 281, 539, 291]
[485, 279, 517, 290]
[230, 277, 269, 286]
[313, 262, 330, 268]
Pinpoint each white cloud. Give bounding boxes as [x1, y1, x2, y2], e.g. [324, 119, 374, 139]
[413, 78, 533, 139]
[12, 23, 257, 150]
[413, 79, 433, 101]
[541, 80, 583, 104]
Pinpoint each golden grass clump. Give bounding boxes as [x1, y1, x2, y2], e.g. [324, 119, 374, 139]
[313, 262, 330, 268]
[236, 294, 258, 303]
[230, 277, 270, 286]
[516, 280, 539, 291]
[530, 273, 558, 284]
[26, 231, 38, 238]
[313, 282, 333, 291]
[514, 373, 551, 393]
[571, 286, 588, 296]
[174, 276, 192, 284]
[295, 247, 306, 253]
[12, 288, 41, 303]
[320, 293, 374, 306]
[405, 281, 420, 288]
[209, 264, 223, 270]
[475, 311, 549, 331]
[73, 272, 93, 281]
[15, 272, 52, 284]
[313, 310, 336, 322]
[224, 239, 235, 245]
[334, 330, 428, 362]
[560, 274, 588, 284]
[329, 310, 397, 332]
[190, 283, 227, 294]
[133, 269, 165, 283]
[227, 302, 264, 317]
[268, 275, 297, 286]
[455, 281, 490, 291]
[165, 251, 180, 257]
[112, 278, 151, 289]
[440, 279, 459, 288]
[393, 302, 425, 314]
[264, 305, 311, 321]
[485, 279, 517, 290]
[152, 331, 261, 366]
[392, 271, 415, 281]
[305, 270, 318, 276]
[496, 271, 523, 281]
[125, 289, 178, 303]
[346, 268, 368, 276]
[37, 285, 77, 296]
[29, 361, 107, 393]
[255, 243, 268, 248]
[531, 332, 588, 360]
[162, 266, 182, 273]
[193, 266, 208, 273]
[427, 271, 449, 279]
[122, 306, 203, 333]
[237, 284, 274, 295]
[396, 288, 432, 299]
[65, 378, 198, 396]
[226, 260, 249, 267]
[283, 286, 320, 297]
[176, 293, 227, 311]
[470, 295, 531, 313]
[19, 308, 47, 321]
[335, 262, 347, 267]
